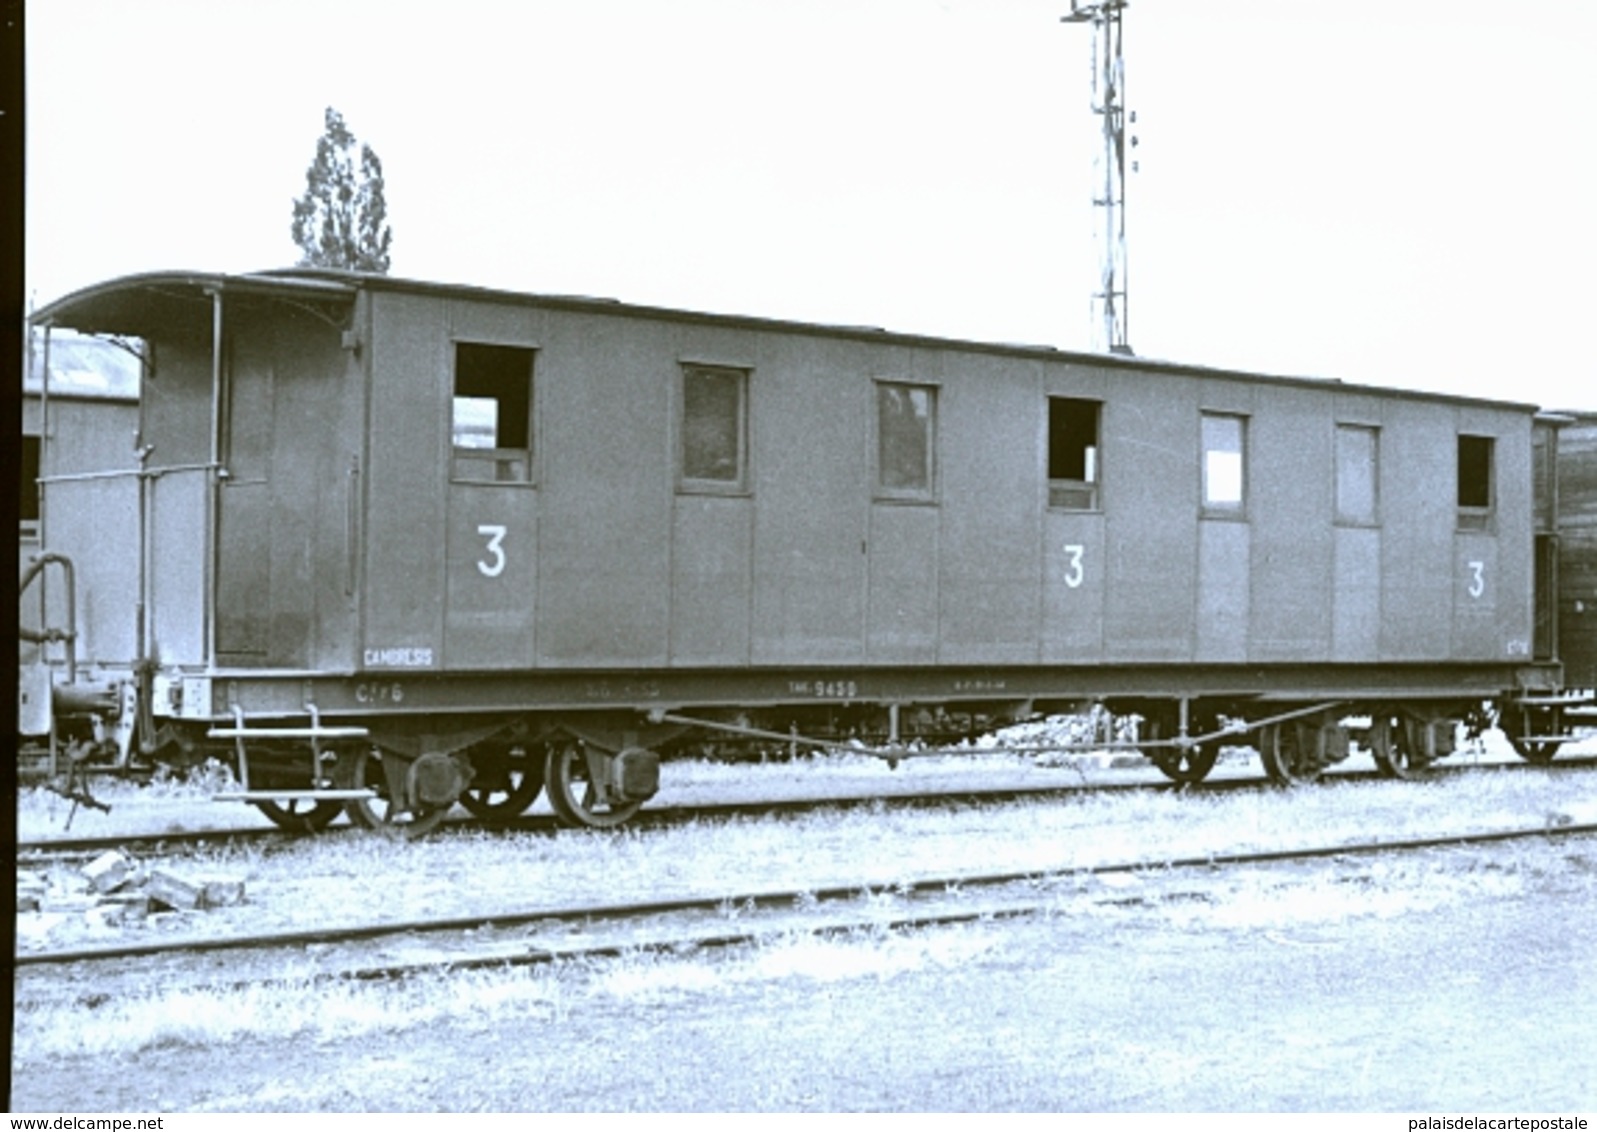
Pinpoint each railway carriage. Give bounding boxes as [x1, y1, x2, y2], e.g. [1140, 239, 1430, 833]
[1543, 410, 1597, 698]
[21, 269, 1594, 832]
[20, 330, 142, 630]
[20, 331, 142, 770]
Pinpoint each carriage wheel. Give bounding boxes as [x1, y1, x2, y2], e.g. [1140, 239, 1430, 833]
[253, 798, 344, 832]
[1506, 706, 1563, 765]
[459, 745, 546, 820]
[1150, 745, 1220, 784]
[343, 746, 453, 836]
[1258, 721, 1323, 785]
[1369, 714, 1429, 779]
[1138, 712, 1220, 784]
[1510, 737, 1562, 765]
[543, 744, 643, 830]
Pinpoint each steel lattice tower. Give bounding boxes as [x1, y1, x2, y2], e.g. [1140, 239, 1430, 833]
[1063, 0, 1132, 355]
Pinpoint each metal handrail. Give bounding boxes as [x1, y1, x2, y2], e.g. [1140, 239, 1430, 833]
[19, 552, 77, 682]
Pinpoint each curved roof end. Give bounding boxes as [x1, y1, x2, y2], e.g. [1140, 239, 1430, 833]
[31, 270, 358, 337]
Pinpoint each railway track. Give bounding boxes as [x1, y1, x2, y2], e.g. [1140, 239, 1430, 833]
[17, 821, 1597, 1011]
[18, 753, 1596, 865]
[16, 778, 1151, 862]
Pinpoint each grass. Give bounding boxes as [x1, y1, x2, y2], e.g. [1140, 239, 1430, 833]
[15, 828, 1592, 1072]
[17, 756, 1597, 951]
[14, 730, 1597, 1097]
[13, 915, 1013, 1060]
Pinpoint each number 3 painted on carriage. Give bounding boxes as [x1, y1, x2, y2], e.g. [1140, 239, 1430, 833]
[1467, 559, 1485, 599]
[477, 524, 507, 578]
[1063, 544, 1085, 589]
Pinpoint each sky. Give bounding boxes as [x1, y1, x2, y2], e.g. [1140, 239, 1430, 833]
[25, 0, 1597, 408]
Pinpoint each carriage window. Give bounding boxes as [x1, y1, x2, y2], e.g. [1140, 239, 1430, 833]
[20, 433, 39, 537]
[1048, 397, 1101, 510]
[1458, 434, 1494, 529]
[876, 381, 936, 500]
[680, 365, 747, 491]
[452, 343, 534, 483]
[1201, 413, 1246, 516]
[1335, 424, 1378, 526]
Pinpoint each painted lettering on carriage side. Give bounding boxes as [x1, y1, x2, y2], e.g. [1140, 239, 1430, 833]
[363, 646, 435, 668]
[355, 681, 406, 704]
[788, 678, 860, 699]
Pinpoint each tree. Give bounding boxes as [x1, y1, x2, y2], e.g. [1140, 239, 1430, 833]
[290, 107, 393, 273]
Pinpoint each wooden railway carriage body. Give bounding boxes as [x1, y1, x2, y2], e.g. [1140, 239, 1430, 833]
[20, 332, 141, 742]
[25, 269, 1582, 828]
[1548, 412, 1597, 691]
[20, 333, 142, 632]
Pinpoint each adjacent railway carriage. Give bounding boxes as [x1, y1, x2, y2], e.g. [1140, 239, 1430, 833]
[22, 269, 1593, 832]
[1547, 411, 1597, 690]
[20, 331, 142, 623]
[20, 331, 142, 758]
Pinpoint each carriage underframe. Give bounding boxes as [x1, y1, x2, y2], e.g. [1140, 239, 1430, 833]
[34, 656, 1589, 834]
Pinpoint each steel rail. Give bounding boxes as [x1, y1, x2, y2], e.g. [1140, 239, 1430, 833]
[18, 755, 1596, 863]
[18, 820, 1597, 972]
[15, 776, 1181, 863]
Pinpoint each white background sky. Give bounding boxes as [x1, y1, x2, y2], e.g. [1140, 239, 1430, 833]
[25, 0, 1596, 407]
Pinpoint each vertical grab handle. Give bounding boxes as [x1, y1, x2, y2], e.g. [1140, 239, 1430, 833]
[345, 454, 360, 598]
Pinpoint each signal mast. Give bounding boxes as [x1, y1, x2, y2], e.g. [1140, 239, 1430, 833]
[1063, 0, 1134, 355]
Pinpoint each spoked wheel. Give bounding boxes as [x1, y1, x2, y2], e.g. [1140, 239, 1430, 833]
[1505, 706, 1563, 765]
[1138, 714, 1221, 784]
[1150, 745, 1220, 784]
[458, 745, 546, 820]
[343, 746, 454, 836]
[253, 798, 344, 833]
[1369, 714, 1429, 779]
[1511, 737, 1562, 765]
[1258, 721, 1323, 785]
[543, 744, 643, 830]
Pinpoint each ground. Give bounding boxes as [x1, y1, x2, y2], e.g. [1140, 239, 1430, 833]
[13, 839, 1595, 1112]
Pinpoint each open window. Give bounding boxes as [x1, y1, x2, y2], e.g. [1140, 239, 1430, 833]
[1048, 397, 1101, 510]
[452, 343, 534, 483]
[876, 381, 937, 501]
[680, 364, 748, 491]
[20, 433, 39, 538]
[1457, 434, 1494, 530]
[1201, 413, 1247, 517]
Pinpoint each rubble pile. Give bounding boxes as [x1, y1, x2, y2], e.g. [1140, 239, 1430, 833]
[17, 849, 247, 935]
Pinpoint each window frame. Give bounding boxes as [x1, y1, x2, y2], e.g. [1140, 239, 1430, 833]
[873, 379, 938, 503]
[450, 341, 537, 485]
[1046, 395, 1103, 512]
[1200, 411, 1248, 519]
[20, 432, 40, 539]
[1457, 433, 1495, 531]
[1334, 422, 1380, 527]
[677, 363, 750, 495]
